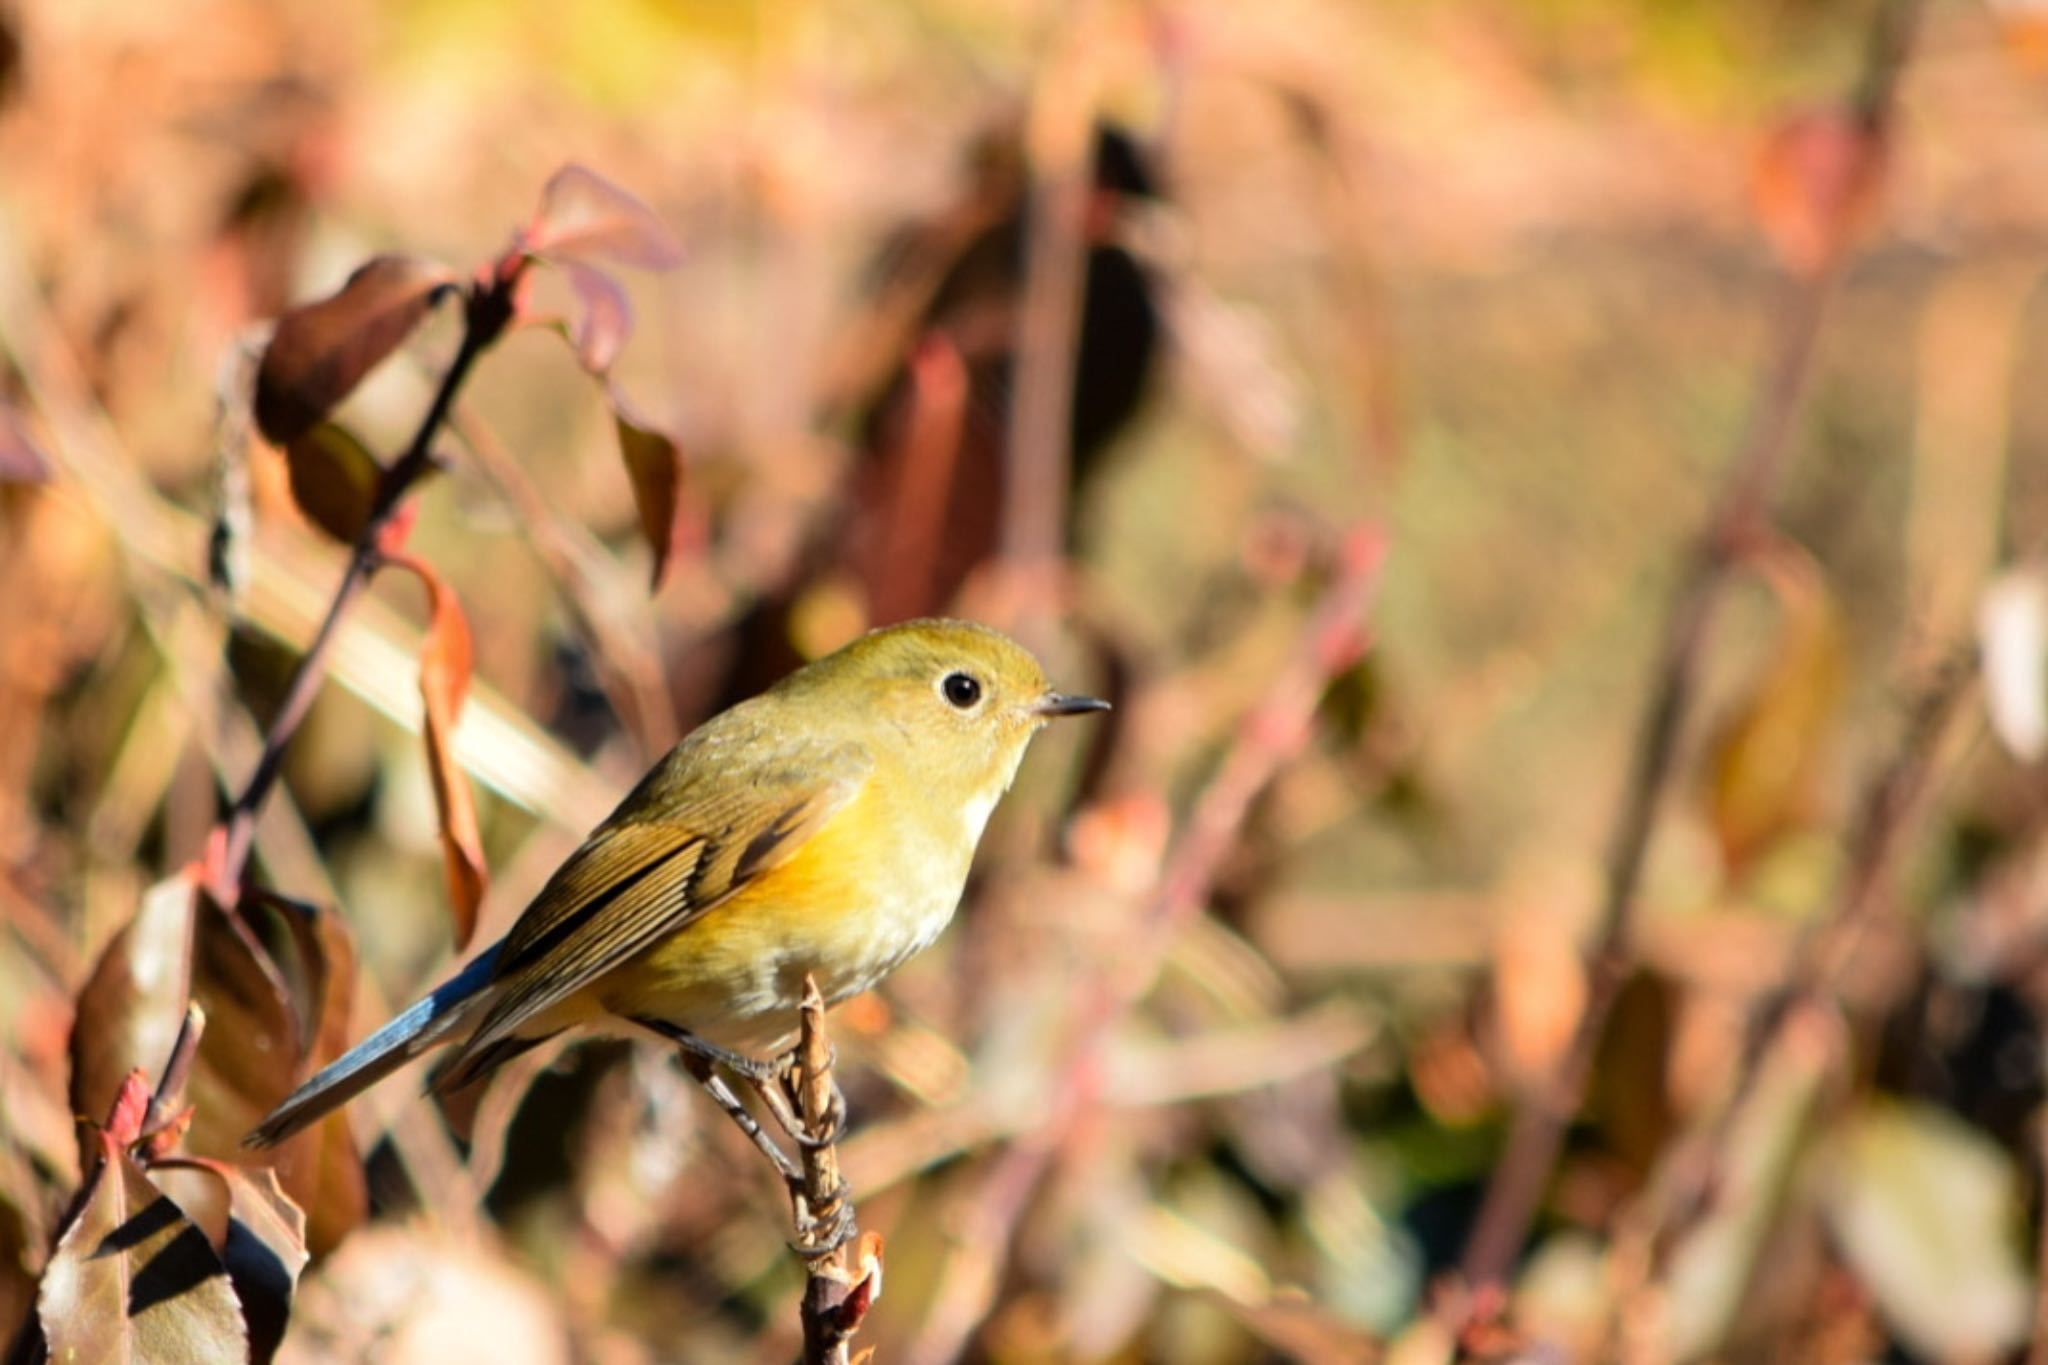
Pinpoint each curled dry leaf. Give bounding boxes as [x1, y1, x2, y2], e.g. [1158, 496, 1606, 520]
[1751, 109, 1887, 278]
[1705, 536, 1846, 874]
[255, 255, 458, 444]
[612, 394, 688, 590]
[525, 163, 684, 270]
[384, 554, 488, 949]
[282, 421, 382, 544]
[35, 1141, 248, 1364]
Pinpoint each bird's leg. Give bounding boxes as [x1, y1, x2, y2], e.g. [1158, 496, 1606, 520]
[634, 1018, 786, 1083]
[636, 1019, 802, 1187]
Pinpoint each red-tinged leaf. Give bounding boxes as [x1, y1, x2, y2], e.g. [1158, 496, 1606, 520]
[612, 393, 687, 589]
[152, 1160, 307, 1365]
[105, 1069, 154, 1149]
[0, 403, 48, 482]
[255, 255, 458, 443]
[1751, 110, 1887, 277]
[282, 421, 382, 544]
[525, 163, 683, 270]
[556, 257, 632, 375]
[33, 1143, 248, 1364]
[146, 1160, 232, 1254]
[385, 555, 488, 949]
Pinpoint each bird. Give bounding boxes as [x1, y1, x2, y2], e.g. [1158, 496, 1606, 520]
[247, 618, 1107, 1148]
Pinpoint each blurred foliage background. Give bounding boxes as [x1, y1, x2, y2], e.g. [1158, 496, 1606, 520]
[7, 0, 2048, 1360]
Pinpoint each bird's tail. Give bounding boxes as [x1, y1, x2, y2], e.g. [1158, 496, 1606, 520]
[243, 944, 501, 1148]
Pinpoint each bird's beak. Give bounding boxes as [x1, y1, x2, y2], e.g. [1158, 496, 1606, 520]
[1034, 692, 1112, 719]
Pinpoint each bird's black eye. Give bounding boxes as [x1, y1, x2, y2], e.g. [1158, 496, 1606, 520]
[941, 671, 983, 709]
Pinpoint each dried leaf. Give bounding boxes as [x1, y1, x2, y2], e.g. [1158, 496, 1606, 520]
[1979, 567, 2047, 761]
[1819, 1101, 2031, 1359]
[235, 889, 366, 1257]
[255, 255, 457, 443]
[612, 393, 687, 589]
[385, 554, 488, 949]
[1706, 538, 1846, 874]
[525, 163, 683, 270]
[281, 421, 382, 544]
[154, 1160, 307, 1365]
[69, 874, 200, 1170]
[1751, 110, 1887, 277]
[555, 258, 632, 375]
[34, 1142, 248, 1364]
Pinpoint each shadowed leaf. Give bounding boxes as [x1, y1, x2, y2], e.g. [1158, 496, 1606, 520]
[282, 421, 382, 544]
[237, 889, 367, 1256]
[255, 255, 457, 443]
[152, 1160, 307, 1365]
[612, 394, 687, 589]
[525, 164, 683, 270]
[386, 554, 488, 949]
[34, 1141, 247, 1364]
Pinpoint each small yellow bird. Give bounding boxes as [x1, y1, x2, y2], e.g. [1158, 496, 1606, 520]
[247, 618, 1105, 1147]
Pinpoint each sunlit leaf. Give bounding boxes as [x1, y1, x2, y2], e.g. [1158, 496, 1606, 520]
[525, 163, 683, 270]
[1820, 1101, 2031, 1359]
[34, 1141, 248, 1364]
[255, 255, 458, 443]
[69, 874, 200, 1169]
[153, 1160, 307, 1365]
[385, 554, 488, 949]
[612, 392, 687, 589]
[1705, 537, 1846, 875]
[282, 421, 383, 544]
[1979, 567, 2047, 761]
[1751, 109, 1887, 277]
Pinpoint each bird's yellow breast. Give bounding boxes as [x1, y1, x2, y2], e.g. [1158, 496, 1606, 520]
[591, 778, 970, 1049]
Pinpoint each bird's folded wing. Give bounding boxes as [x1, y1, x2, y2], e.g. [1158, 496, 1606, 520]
[438, 740, 871, 1084]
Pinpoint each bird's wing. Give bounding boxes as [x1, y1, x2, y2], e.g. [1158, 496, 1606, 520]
[438, 729, 872, 1086]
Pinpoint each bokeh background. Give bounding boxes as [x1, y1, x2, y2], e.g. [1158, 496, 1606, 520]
[7, 0, 2048, 1360]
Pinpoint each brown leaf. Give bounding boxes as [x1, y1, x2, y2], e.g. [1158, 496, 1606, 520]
[153, 1160, 307, 1365]
[1705, 536, 1847, 874]
[525, 163, 683, 270]
[255, 255, 457, 444]
[34, 1141, 248, 1364]
[612, 392, 687, 589]
[556, 258, 632, 375]
[236, 890, 366, 1256]
[385, 554, 488, 949]
[1751, 110, 1887, 277]
[69, 874, 200, 1170]
[281, 422, 382, 544]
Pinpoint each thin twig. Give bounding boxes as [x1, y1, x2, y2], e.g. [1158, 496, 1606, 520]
[1454, 0, 1921, 1292]
[218, 260, 525, 886]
